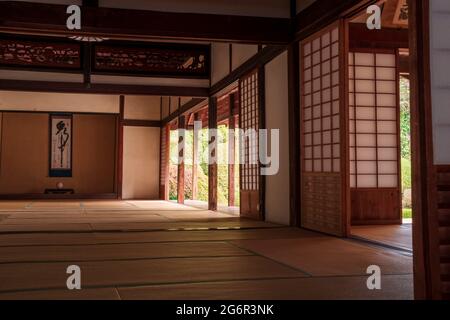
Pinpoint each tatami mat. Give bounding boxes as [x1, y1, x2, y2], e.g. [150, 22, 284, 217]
[0, 200, 414, 299]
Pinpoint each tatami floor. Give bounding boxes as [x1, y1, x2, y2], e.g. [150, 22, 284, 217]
[0, 200, 413, 300]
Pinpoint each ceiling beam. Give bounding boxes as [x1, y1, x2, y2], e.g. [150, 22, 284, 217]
[162, 98, 206, 125]
[0, 1, 290, 44]
[349, 23, 409, 49]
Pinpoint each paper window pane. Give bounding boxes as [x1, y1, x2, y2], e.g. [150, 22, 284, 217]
[355, 53, 374, 66]
[357, 161, 377, 174]
[376, 53, 396, 67]
[333, 159, 340, 172]
[323, 159, 332, 172]
[355, 66, 375, 79]
[323, 145, 332, 158]
[303, 43, 311, 56]
[357, 175, 377, 188]
[303, 68, 312, 81]
[378, 148, 397, 161]
[377, 94, 396, 107]
[378, 134, 397, 147]
[356, 93, 375, 106]
[322, 32, 331, 47]
[376, 67, 396, 80]
[356, 106, 375, 119]
[356, 134, 376, 146]
[378, 121, 397, 134]
[357, 147, 377, 160]
[323, 131, 331, 144]
[314, 159, 322, 172]
[356, 120, 376, 133]
[377, 107, 396, 120]
[356, 80, 375, 93]
[378, 161, 398, 174]
[378, 175, 398, 187]
[376, 80, 396, 93]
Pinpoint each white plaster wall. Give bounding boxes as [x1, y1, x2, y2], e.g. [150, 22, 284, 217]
[0, 70, 83, 83]
[430, 0, 450, 164]
[90, 75, 209, 88]
[0, 91, 119, 113]
[124, 95, 161, 120]
[211, 43, 230, 85]
[122, 126, 160, 199]
[264, 51, 290, 225]
[232, 44, 258, 71]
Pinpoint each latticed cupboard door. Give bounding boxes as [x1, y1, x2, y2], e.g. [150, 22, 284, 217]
[300, 21, 349, 236]
[239, 69, 262, 220]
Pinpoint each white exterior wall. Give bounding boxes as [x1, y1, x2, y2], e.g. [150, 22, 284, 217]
[264, 51, 290, 225]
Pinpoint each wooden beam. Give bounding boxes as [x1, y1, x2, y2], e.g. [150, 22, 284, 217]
[208, 97, 218, 211]
[409, 0, 441, 300]
[116, 96, 124, 200]
[162, 98, 207, 125]
[0, 1, 290, 44]
[192, 113, 200, 200]
[159, 125, 170, 201]
[228, 94, 236, 207]
[82, 0, 99, 7]
[177, 115, 186, 204]
[121, 119, 161, 127]
[258, 66, 266, 220]
[287, 43, 301, 227]
[349, 24, 409, 49]
[0, 80, 209, 97]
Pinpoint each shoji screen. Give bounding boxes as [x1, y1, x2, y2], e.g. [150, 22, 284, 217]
[159, 125, 170, 200]
[348, 49, 401, 224]
[239, 69, 261, 219]
[300, 22, 349, 236]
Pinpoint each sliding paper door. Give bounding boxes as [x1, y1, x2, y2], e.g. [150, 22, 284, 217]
[239, 69, 262, 220]
[300, 22, 349, 236]
[349, 49, 401, 224]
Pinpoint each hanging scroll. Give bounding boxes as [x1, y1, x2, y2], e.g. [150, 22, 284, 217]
[49, 114, 73, 177]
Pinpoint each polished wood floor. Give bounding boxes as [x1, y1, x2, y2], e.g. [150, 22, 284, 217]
[0, 201, 413, 300]
[351, 224, 413, 251]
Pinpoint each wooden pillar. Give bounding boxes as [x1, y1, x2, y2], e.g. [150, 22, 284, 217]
[288, 42, 301, 227]
[258, 66, 266, 219]
[159, 125, 170, 200]
[192, 113, 200, 200]
[228, 94, 236, 207]
[116, 95, 124, 200]
[177, 115, 185, 204]
[208, 97, 218, 211]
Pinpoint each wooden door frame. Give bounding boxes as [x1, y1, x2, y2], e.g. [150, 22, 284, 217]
[408, 0, 441, 300]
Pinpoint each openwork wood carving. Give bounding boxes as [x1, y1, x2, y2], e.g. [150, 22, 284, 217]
[93, 44, 209, 78]
[0, 39, 81, 69]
